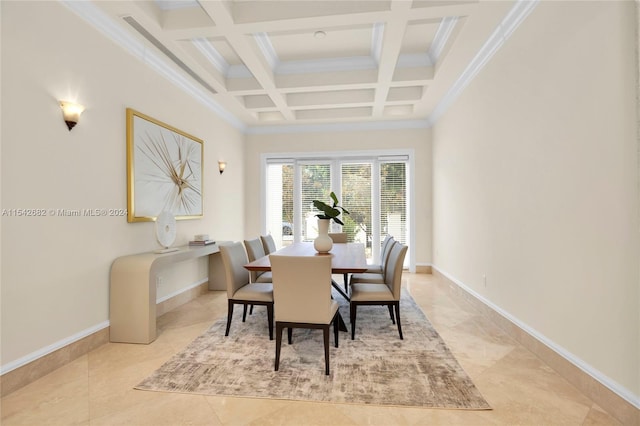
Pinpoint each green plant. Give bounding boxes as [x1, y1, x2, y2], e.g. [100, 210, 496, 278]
[313, 191, 350, 225]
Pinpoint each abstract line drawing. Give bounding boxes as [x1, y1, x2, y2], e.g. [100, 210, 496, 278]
[126, 108, 203, 222]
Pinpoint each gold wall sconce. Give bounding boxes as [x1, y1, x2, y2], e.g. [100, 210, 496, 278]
[218, 161, 227, 174]
[59, 101, 85, 131]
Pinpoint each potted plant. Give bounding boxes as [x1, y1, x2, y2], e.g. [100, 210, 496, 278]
[312, 192, 350, 253]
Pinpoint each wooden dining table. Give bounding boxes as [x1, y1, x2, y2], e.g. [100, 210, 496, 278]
[244, 241, 368, 302]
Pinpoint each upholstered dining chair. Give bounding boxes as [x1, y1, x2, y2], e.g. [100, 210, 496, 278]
[270, 254, 342, 375]
[350, 242, 408, 340]
[365, 234, 394, 274]
[219, 242, 274, 340]
[328, 232, 347, 243]
[328, 232, 349, 291]
[349, 237, 396, 285]
[244, 238, 273, 283]
[260, 234, 277, 255]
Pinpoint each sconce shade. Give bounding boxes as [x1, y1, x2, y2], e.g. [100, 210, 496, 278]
[218, 161, 227, 174]
[59, 101, 85, 131]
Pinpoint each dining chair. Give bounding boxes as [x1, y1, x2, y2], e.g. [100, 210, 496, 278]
[328, 232, 347, 243]
[244, 238, 273, 283]
[328, 232, 349, 292]
[270, 254, 342, 375]
[219, 242, 274, 340]
[365, 234, 394, 274]
[349, 237, 396, 285]
[350, 242, 408, 340]
[260, 234, 277, 255]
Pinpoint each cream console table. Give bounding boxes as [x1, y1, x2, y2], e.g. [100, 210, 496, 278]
[109, 243, 228, 344]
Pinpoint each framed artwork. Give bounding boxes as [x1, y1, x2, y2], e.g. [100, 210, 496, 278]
[126, 108, 203, 222]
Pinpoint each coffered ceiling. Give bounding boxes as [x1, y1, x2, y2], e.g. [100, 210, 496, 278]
[63, 0, 537, 132]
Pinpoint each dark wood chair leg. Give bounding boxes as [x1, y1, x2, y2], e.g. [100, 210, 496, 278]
[388, 304, 396, 324]
[343, 273, 349, 293]
[323, 326, 330, 375]
[225, 300, 234, 336]
[350, 303, 357, 340]
[333, 313, 340, 347]
[394, 302, 403, 340]
[266, 303, 274, 340]
[242, 304, 248, 322]
[250, 304, 254, 315]
[287, 327, 293, 344]
[275, 323, 283, 371]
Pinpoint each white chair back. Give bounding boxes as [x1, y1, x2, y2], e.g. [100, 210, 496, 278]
[219, 242, 251, 298]
[384, 242, 408, 300]
[328, 232, 347, 243]
[244, 238, 267, 282]
[260, 234, 277, 254]
[270, 254, 334, 324]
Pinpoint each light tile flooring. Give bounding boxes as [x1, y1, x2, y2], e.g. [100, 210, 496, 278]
[1, 273, 622, 425]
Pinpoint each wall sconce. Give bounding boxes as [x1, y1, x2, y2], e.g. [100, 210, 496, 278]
[59, 101, 85, 131]
[218, 161, 227, 174]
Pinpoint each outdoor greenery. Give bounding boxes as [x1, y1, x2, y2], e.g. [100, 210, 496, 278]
[279, 162, 406, 247]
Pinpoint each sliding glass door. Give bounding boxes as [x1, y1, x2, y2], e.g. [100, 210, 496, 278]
[264, 154, 409, 266]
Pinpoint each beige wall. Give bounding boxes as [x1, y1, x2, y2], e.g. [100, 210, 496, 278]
[433, 0, 639, 399]
[244, 128, 432, 267]
[0, 2, 245, 368]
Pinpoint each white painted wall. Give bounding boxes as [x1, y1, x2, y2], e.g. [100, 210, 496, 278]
[433, 0, 639, 400]
[244, 128, 432, 268]
[0, 2, 245, 368]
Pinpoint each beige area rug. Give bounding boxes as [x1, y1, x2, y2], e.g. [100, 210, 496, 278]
[135, 290, 491, 410]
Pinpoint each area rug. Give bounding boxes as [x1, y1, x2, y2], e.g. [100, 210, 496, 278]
[135, 290, 491, 410]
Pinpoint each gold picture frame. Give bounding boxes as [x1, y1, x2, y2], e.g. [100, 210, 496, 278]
[126, 108, 203, 222]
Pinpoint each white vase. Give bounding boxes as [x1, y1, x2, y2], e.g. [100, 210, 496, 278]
[314, 218, 333, 253]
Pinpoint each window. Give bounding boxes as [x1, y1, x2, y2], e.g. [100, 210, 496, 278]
[263, 152, 411, 267]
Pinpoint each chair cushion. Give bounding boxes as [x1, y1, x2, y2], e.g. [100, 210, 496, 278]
[351, 283, 393, 302]
[255, 271, 272, 283]
[233, 283, 273, 302]
[350, 272, 385, 285]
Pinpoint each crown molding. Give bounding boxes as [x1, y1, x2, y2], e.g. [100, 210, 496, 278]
[427, 0, 539, 126]
[59, 0, 246, 131]
[246, 118, 430, 135]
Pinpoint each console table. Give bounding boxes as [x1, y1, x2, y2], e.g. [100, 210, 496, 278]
[110, 243, 227, 344]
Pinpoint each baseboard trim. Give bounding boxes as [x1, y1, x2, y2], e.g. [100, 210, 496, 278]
[431, 267, 639, 425]
[0, 280, 211, 397]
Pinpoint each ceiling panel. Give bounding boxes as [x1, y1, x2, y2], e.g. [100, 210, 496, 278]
[73, 0, 530, 131]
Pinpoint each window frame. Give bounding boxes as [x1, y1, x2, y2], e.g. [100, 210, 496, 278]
[261, 149, 415, 271]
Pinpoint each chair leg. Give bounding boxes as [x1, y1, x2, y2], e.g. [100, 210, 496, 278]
[394, 302, 403, 340]
[350, 303, 357, 340]
[343, 273, 349, 293]
[225, 300, 234, 336]
[388, 304, 396, 324]
[250, 304, 254, 315]
[287, 327, 293, 344]
[275, 323, 283, 371]
[242, 304, 248, 322]
[323, 326, 330, 375]
[266, 303, 274, 340]
[333, 313, 340, 347]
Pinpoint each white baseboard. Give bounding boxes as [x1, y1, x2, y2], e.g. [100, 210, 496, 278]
[433, 265, 640, 410]
[0, 320, 110, 376]
[2, 278, 211, 377]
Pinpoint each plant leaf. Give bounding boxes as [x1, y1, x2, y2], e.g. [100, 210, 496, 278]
[330, 192, 338, 206]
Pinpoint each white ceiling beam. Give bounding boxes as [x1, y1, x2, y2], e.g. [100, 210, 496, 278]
[372, 0, 412, 117]
[198, 1, 295, 120]
[160, 3, 478, 40]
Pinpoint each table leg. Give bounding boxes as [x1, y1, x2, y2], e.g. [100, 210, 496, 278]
[331, 279, 350, 301]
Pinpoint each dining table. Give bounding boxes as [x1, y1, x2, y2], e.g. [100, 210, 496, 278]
[244, 241, 368, 302]
[245, 241, 368, 332]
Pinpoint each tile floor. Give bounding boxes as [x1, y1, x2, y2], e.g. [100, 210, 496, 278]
[1, 273, 622, 425]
